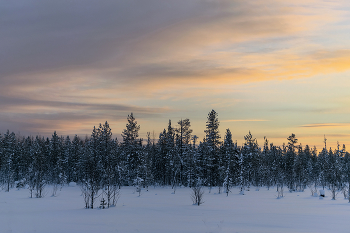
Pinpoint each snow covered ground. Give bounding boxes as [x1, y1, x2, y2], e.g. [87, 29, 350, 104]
[0, 185, 349, 233]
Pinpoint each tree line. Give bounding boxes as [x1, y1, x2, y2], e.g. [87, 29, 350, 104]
[0, 110, 349, 207]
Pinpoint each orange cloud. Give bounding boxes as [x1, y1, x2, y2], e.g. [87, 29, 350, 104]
[300, 123, 350, 128]
[222, 119, 270, 122]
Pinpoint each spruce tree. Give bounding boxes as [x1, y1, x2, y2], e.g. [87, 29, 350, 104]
[175, 118, 192, 186]
[1, 130, 17, 192]
[121, 113, 142, 184]
[204, 109, 220, 189]
[285, 133, 298, 191]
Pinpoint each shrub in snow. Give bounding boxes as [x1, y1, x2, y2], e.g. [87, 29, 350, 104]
[277, 184, 284, 199]
[136, 186, 141, 197]
[133, 177, 143, 196]
[329, 184, 339, 200]
[171, 176, 178, 194]
[100, 198, 107, 209]
[191, 186, 204, 206]
[80, 184, 90, 209]
[308, 184, 318, 197]
[34, 180, 46, 198]
[51, 184, 59, 197]
[15, 180, 25, 189]
[80, 180, 100, 209]
[109, 187, 120, 207]
[342, 188, 347, 199]
[104, 185, 120, 208]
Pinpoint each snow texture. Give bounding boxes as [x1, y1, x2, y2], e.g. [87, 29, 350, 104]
[0, 186, 348, 233]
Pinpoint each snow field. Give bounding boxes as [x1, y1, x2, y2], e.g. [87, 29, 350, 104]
[0, 186, 349, 233]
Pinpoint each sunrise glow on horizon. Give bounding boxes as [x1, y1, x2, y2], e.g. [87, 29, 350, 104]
[2, 0, 350, 150]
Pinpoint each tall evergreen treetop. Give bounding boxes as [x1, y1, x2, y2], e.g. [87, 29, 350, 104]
[287, 133, 298, 150]
[122, 113, 140, 145]
[166, 120, 175, 149]
[204, 109, 220, 149]
[176, 119, 193, 146]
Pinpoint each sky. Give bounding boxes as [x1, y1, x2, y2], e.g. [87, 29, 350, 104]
[2, 0, 350, 149]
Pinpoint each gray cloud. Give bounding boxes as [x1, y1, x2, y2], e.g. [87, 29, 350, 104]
[0, 110, 165, 138]
[1, 0, 210, 78]
[0, 95, 167, 113]
[1, 0, 298, 82]
[118, 60, 256, 83]
[0, 94, 169, 136]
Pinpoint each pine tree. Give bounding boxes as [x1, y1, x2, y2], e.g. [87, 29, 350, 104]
[342, 150, 350, 202]
[205, 110, 221, 149]
[317, 147, 328, 190]
[308, 146, 319, 196]
[154, 129, 168, 185]
[327, 146, 343, 200]
[241, 131, 260, 190]
[64, 136, 73, 183]
[196, 141, 208, 185]
[166, 121, 175, 186]
[28, 136, 48, 198]
[20, 136, 34, 187]
[175, 118, 193, 186]
[48, 131, 65, 196]
[121, 113, 142, 184]
[285, 133, 297, 191]
[142, 132, 154, 189]
[204, 109, 221, 189]
[81, 126, 103, 209]
[1, 130, 17, 192]
[220, 129, 236, 194]
[99, 121, 117, 208]
[261, 137, 272, 189]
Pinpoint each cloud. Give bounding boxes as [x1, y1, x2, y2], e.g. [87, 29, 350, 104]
[300, 123, 350, 128]
[2, 0, 350, 140]
[0, 0, 317, 78]
[0, 96, 168, 113]
[270, 106, 336, 114]
[0, 0, 225, 78]
[0, 94, 170, 136]
[2, 0, 349, 95]
[222, 119, 270, 122]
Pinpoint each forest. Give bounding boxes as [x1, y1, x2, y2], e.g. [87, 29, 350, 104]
[0, 109, 348, 208]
